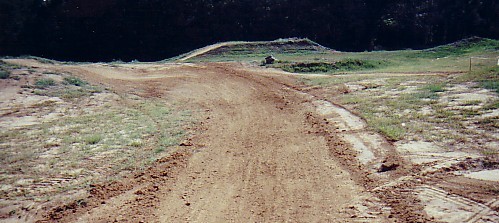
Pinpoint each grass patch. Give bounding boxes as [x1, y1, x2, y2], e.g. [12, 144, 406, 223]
[454, 65, 499, 93]
[280, 58, 387, 73]
[424, 83, 446, 92]
[483, 100, 499, 110]
[410, 37, 499, 59]
[480, 80, 499, 93]
[460, 100, 482, 106]
[129, 139, 143, 147]
[35, 78, 56, 89]
[434, 109, 455, 119]
[475, 117, 499, 130]
[412, 91, 439, 100]
[63, 76, 88, 86]
[34, 88, 92, 99]
[460, 108, 481, 118]
[33, 76, 102, 100]
[366, 115, 406, 141]
[0, 99, 191, 203]
[84, 134, 103, 145]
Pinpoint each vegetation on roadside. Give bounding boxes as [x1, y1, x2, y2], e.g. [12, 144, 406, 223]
[292, 37, 496, 150]
[63, 76, 88, 86]
[279, 59, 389, 73]
[301, 63, 498, 155]
[0, 69, 9, 79]
[184, 37, 498, 76]
[0, 99, 191, 201]
[35, 78, 56, 88]
[410, 37, 499, 59]
[454, 66, 499, 93]
[28, 75, 101, 100]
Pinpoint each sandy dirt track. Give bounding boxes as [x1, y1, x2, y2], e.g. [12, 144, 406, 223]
[153, 65, 371, 222]
[86, 63, 382, 222]
[4, 60, 391, 222]
[4, 52, 499, 222]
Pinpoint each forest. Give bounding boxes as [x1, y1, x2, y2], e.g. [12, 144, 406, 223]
[1, 0, 498, 61]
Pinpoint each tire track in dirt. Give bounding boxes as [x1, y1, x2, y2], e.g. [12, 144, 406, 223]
[416, 186, 499, 223]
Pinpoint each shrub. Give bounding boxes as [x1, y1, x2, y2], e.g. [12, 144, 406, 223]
[63, 76, 87, 86]
[35, 78, 56, 88]
[84, 134, 102, 145]
[0, 69, 10, 79]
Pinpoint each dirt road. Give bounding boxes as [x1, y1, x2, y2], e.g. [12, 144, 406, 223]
[0, 60, 408, 222]
[4, 60, 388, 222]
[152, 64, 372, 222]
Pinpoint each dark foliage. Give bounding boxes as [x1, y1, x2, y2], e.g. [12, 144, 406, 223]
[1, 0, 498, 61]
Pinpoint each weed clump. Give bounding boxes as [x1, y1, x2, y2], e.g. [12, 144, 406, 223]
[35, 78, 56, 88]
[0, 69, 10, 79]
[63, 76, 87, 86]
[84, 134, 102, 145]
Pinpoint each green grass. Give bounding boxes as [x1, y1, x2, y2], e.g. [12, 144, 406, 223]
[483, 100, 499, 110]
[366, 115, 406, 141]
[33, 76, 102, 100]
[280, 58, 388, 73]
[286, 38, 498, 158]
[409, 37, 499, 59]
[424, 83, 446, 92]
[181, 37, 498, 75]
[0, 99, 191, 202]
[63, 76, 88, 86]
[455, 66, 499, 93]
[84, 134, 103, 145]
[35, 78, 56, 88]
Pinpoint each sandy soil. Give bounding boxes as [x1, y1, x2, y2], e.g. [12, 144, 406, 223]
[2, 59, 498, 222]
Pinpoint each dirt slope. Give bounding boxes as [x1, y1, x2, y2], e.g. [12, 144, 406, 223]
[177, 42, 240, 61]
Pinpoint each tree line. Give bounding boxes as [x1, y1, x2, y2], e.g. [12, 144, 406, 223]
[1, 0, 498, 61]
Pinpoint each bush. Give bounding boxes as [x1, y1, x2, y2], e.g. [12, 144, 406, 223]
[35, 78, 56, 88]
[84, 134, 102, 145]
[0, 69, 10, 79]
[63, 76, 87, 86]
